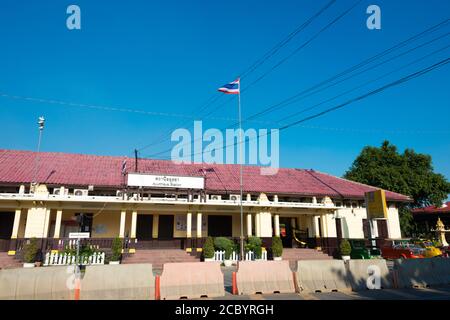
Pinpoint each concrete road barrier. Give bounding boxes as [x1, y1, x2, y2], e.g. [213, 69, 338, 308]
[296, 260, 351, 293]
[236, 261, 295, 295]
[432, 258, 450, 285]
[0, 267, 73, 300]
[394, 258, 442, 288]
[347, 259, 392, 291]
[159, 262, 224, 299]
[81, 264, 154, 300]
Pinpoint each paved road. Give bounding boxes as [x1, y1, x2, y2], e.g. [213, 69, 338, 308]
[213, 266, 450, 300]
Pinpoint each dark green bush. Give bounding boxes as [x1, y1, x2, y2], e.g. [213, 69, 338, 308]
[246, 236, 263, 259]
[23, 238, 39, 263]
[339, 239, 352, 256]
[214, 237, 232, 251]
[111, 237, 123, 261]
[271, 236, 283, 258]
[254, 246, 262, 259]
[224, 243, 234, 260]
[203, 237, 215, 259]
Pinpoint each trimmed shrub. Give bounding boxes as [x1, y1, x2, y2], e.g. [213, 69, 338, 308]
[271, 236, 283, 258]
[214, 237, 232, 251]
[246, 236, 262, 259]
[339, 239, 352, 256]
[254, 246, 263, 259]
[224, 243, 234, 260]
[111, 237, 123, 261]
[203, 237, 215, 259]
[23, 238, 39, 263]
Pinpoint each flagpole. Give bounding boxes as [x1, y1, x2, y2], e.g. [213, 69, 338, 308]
[238, 79, 244, 261]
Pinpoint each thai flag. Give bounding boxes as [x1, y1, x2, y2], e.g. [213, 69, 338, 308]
[121, 159, 127, 175]
[218, 78, 240, 94]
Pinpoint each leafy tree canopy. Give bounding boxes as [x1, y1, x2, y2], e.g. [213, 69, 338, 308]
[344, 140, 450, 235]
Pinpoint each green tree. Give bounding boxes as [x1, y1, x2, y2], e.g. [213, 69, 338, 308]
[344, 140, 450, 236]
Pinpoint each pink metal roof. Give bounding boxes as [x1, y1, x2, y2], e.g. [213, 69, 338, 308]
[0, 149, 410, 201]
[412, 202, 450, 214]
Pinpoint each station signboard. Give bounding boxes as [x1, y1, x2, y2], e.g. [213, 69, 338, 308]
[365, 189, 388, 219]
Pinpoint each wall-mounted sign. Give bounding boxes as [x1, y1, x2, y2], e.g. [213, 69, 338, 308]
[69, 232, 90, 239]
[365, 189, 388, 219]
[127, 173, 204, 189]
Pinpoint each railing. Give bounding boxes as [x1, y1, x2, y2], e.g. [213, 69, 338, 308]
[50, 238, 115, 251]
[0, 239, 10, 252]
[43, 251, 105, 266]
[213, 250, 268, 262]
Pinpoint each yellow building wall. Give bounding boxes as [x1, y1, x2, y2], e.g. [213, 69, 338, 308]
[92, 212, 120, 238]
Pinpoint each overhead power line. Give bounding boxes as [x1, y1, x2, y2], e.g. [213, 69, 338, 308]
[143, 20, 450, 158]
[135, 0, 338, 152]
[143, 57, 450, 161]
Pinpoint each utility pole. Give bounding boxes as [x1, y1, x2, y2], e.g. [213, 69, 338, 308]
[134, 149, 138, 172]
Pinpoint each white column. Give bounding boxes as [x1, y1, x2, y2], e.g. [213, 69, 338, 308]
[11, 209, 22, 239]
[246, 213, 252, 236]
[255, 213, 261, 237]
[259, 212, 273, 237]
[274, 214, 280, 237]
[119, 210, 127, 238]
[130, 210, 137, 238]
[187, 212, 192, 238]
[196, 213, 202, 238]
[53, 209, 63, 238]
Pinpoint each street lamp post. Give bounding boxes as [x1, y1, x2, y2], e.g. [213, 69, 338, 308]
[32, 116, 45, 189]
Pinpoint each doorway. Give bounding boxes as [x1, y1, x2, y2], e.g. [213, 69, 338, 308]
[279, 217, 293, 248]
[0, 212, 14, 239]
[158, 215, 174, 239]
[136, 215, 153, 240]
[207, 215, 232, 237]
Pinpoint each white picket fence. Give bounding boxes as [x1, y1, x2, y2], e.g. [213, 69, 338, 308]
[213, 250, 267, 262]
[44, 252, 105, 266]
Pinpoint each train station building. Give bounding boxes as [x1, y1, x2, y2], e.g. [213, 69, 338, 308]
[0, 149, 409, 257]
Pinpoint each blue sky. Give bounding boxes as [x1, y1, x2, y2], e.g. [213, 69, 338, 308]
[0, 0, 449, 182]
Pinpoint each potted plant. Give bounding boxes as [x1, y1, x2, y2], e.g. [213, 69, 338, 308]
[109, 237, 123, 265]
[340, 239, 352, 261]
[271, 236, 283, 261]
[203, 237, 215, 262]
[23, 238, 39, 268]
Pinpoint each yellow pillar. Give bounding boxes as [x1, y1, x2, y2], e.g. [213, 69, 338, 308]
[186, 212, 192, 238]
[130, 210, 137, 238]
[43, 208, 51, 238]
[196, 213, 202, 238]
[255, 213, 261, 237]
[53, 209, 62, 238]
[246, 213, 252, 236]
[119, 210, 127, 238]
[152, 214, 159, 238]
[11, 209, 21, 239]
[274, 214, 280, 237]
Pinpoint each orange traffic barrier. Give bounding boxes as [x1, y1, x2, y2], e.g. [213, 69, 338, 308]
[292, 272, 299, 293]
[155, 275, 161, 300]
[232, 272, 238, 295]
[74, 278, 81, 301]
